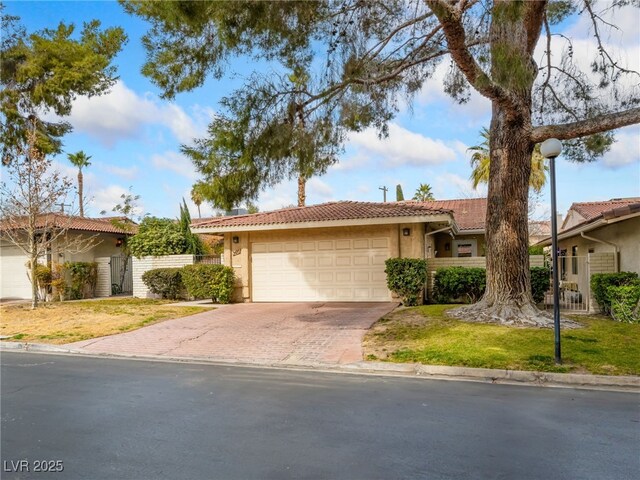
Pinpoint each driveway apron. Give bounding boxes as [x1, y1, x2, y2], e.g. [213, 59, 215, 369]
[67, 302, 397, 366]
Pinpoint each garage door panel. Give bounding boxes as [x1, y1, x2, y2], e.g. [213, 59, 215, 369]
[335, 256, 351, 266]
[372, 238, 388, 249]
[251, 237, 391, 302]
[317, 240, 334, 250]
[335, 271, 351, 283]
[318, 256, 333, 267]
[0, 246, 32, 299]
[318, 271, 333, 282]
[302, 257, 316, 268]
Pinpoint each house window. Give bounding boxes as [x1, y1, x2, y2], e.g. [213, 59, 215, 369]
[453, 239, 477, 257]
[559, 249, 567, 280]
[571, 245, 578, 275]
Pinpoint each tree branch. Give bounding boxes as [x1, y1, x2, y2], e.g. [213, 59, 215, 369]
[531, 107, 640, 142]
[426, 0, 512, 107]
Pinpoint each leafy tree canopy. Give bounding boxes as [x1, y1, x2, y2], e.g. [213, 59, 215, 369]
[128, 217, 187, 258]
[1, 8, 126, 164]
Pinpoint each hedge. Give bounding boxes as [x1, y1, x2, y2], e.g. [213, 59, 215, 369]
[141, 268, 185, 300]
[590, 272, 639, 315]
[432, 267, 486, 304]
[431, 265, 551, 304]
[608, 284, 640, 323]
[384, 258, 427, 306]
[181, 264, 235, 304]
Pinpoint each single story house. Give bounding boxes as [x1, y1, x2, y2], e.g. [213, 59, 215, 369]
[191, 198, 488, 303]
[535, 198, 640, 311]
[0, 214, 137, 300]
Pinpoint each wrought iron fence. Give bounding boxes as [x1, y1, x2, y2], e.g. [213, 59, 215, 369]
[544, 255, 589, 312]
[193, 255, 222, 265]
[110, 255, 133, 295]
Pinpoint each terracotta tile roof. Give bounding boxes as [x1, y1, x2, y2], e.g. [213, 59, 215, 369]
[192, 201, 453, 230]
[401, 198, 487, 231]
[534, 200, 640, 245]
[569, 198, 640, 222]
[1, 214, 137, 235]
[529, 221, 551, 237]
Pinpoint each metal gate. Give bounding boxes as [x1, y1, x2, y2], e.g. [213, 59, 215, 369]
[544, 255, 589, 312]
[110, 255, 133, 295]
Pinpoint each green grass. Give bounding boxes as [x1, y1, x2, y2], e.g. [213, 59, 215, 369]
[363, 305, 640, 375]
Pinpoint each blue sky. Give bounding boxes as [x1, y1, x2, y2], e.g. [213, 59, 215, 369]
[7, 1, 640, 221]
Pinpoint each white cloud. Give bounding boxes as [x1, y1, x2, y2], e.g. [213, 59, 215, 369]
[151, 151, 198, 181]
[258, 179, 297, 211]
[91, 185, 144, 217]
[100, 164, 139, 180]
[601, 127, 640, 168]
[347, 123, 458, 167]
[307, 177, 334, 199]
[417, 62, 491, 124]
[434, 173, 485, 199]
[55, 81, 213, 147]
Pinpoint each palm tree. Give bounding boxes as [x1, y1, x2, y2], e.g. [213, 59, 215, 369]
[468, 127, 548, 192]
[413, 183, 435, 201]
[67, 151, 91, 216]
[190, 183, 206, 218]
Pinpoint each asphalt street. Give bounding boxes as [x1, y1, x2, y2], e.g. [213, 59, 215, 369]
[1, 352, 638, 480]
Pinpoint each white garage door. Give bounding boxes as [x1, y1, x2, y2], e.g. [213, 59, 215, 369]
[251, 237, 391, 302]
[0, 245, 32, 300]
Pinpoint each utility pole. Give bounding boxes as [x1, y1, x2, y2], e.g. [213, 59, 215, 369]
[379, 186, 388, 202]
[58, 203, 71, 214]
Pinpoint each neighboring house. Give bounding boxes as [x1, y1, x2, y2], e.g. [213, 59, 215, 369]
[191, 198, 489, 303]
[528, 220, 551, 246]
[0, 214, 137, 300]
[535, 198, 640, 312]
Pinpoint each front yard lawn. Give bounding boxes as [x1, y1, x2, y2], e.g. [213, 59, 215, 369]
[363, 305, 640, 376]
[0, 299, 208, 345]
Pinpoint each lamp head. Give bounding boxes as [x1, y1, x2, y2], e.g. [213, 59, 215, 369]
[540, 138, 562, 158]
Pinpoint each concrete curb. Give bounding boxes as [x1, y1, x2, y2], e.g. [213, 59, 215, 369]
[2, 342, 638, 391]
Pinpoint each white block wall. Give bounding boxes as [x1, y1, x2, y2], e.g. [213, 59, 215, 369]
[426, 255, 545, 295]
[132, 255, 194, 298]
[95, 257, 112, 298]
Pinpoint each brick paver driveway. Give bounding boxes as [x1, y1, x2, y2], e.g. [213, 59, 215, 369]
[68, 303, 397, 366]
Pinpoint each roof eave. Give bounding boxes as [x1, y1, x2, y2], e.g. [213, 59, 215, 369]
[534, 211, 640, 246]
[191, 213, 456, 234]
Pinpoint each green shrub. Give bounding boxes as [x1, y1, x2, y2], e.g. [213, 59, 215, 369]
[128, 217, 187, 258]
[431, 266, 551, 304]
[181, 264, 235, 304]
[64, 261, 98, 299]
[432, 266, 486, 304]
[530, 266, 551, 303]
[141, 268, 185, 300]
[607, 284, 640, 323]
[528, 245, 545, 255]
[590, 272, 639, 315]
[384, 258, 427, 306]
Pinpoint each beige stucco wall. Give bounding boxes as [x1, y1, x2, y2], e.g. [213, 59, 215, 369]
[223, 223, 430, 302]
[54, 231, 126, 263]
[558, 216, 640, 274]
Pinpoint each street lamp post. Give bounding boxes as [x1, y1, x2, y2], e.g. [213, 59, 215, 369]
[540, 138, 563, 365]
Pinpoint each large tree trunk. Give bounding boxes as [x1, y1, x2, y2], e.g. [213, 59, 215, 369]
[450, 1, 579, 328]
[297, 175, 306, 207]
[78, 170, 84, 217]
